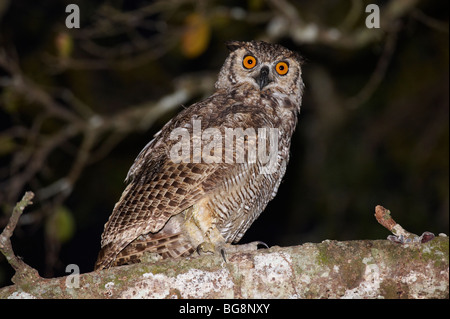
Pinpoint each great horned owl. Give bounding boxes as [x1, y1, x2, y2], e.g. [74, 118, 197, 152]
[95, 40, 304, 270]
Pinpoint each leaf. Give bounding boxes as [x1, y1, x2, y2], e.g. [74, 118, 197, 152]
[181, 13, 211, 59]
[248, 0, 265, 11]
[55, 31, 73, 58]
[46, 206, 76, 244]
[0, 135, 16, 156]
[1, 88, 20, 113]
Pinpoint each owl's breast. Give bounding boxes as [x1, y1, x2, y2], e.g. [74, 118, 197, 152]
[206, 154, 287, 243]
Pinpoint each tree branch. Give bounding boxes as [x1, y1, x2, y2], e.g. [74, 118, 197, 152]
[375, 205, 436, 244]
[0, 236, 447, 299]
[1, 195, 448, 298]
[0, 191, 41, 285]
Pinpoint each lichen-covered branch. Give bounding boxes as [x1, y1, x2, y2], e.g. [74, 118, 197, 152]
[1, 196, 448, 298]
[0, 191, 41, 285]
[375, 205, 436, 244]
[0, 236, 448, 299]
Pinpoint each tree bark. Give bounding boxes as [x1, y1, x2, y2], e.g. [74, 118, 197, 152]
[1, 237, 448, 299]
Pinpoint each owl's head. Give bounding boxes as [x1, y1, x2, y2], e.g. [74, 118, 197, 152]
[215, 41, 304, 98]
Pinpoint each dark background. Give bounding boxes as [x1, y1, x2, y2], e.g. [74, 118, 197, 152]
[0, 0, 448, 288]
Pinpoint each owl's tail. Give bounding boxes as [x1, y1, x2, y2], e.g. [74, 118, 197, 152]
[94, 232, 195, 270]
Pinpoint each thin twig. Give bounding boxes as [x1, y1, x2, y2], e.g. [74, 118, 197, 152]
[374, 205, 435, 244]
[0, 192, 41, 284]
[345, 21, 401, 109]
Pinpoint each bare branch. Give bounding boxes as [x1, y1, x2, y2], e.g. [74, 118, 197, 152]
[0, 192, 41, 285]
[346, 21, 401, 109]
[375, 205, 436, 244]
[0, 236, 448, 298]
[0, 50, 81, 123]
[0, 198, 447, 298]
[266, 0, 421, 48]
[411, 9, 449, 33]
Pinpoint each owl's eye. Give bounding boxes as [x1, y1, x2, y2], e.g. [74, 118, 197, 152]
[275, 61, 289, 75]
[243, 55, 257, 69]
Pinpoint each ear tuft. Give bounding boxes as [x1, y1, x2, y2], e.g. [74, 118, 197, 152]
[225, 40, 244, 52]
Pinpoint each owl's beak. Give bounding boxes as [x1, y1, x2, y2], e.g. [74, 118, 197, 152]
[254, 66, 271, 90]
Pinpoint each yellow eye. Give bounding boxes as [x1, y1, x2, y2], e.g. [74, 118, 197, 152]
[275, 61, 289, 75]
[243, 55, 257, 69]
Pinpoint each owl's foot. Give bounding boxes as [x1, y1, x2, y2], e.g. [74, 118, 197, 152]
[196, 242, 216, 256]
[197, 241, 268, 262]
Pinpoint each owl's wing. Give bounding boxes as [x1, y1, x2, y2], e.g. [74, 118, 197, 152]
[95, 98, 220, 269]
[96, 147, 221, 268]
[95, 96, 278, 269]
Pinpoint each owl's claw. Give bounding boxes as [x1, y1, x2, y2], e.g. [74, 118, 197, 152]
[254, 240, 269, 249]
[220, 248, 227, 262]
[196, 242, 216, 255]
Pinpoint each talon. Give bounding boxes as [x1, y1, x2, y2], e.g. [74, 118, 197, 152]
[220, 248, 227, 262]
[255, 241, 269, 249]
[196, 242, 215, 255]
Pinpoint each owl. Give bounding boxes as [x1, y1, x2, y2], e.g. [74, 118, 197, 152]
[95, 40, 304, 270]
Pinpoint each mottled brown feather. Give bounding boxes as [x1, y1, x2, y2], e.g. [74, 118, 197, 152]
[95, 41, 303, 270]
